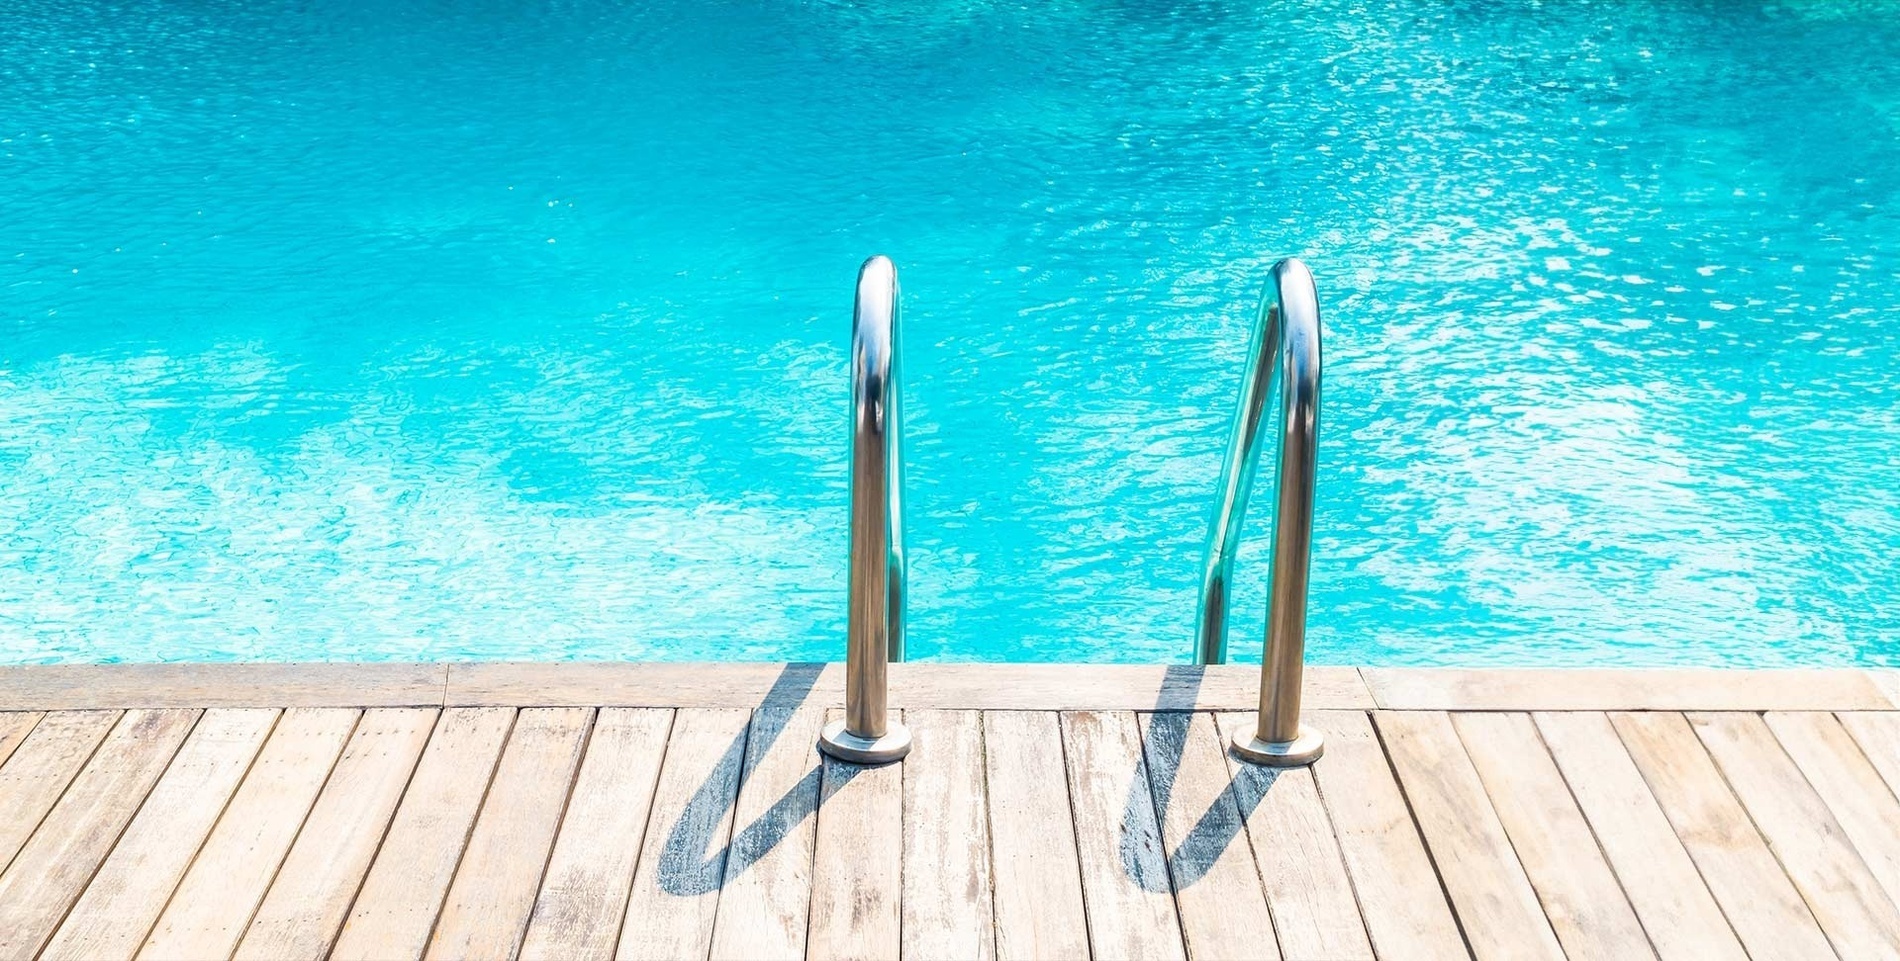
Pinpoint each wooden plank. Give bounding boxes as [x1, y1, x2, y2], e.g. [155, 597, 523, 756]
[1868, 669, 1900, 709]
[706, 706, 827, 961]
[1375, 711, 1562, 960]
[983, 710, 1089, 961]
[1451, 712, 1653, 960]
[42, 709, 279, 961]
[616, 708, 752, 961]
[139, 708, 361, 961]
[0, 710, 119, 873]
[808, 709, 904, 961]
[1688, 711, 1900, 956]
[1767, 712, 1900, 909]
[1138, 712, 1279, 961]
[1610, 711, 1834, 961]
[519, 708, 673, 961]
[0, 712, 40, 769]
[0, 663, 446, 709]
[1838, 711, 1900, 797]
[1213, 712, 1372, 961]
[235, 708, 439, 960]
[427, 707, 593, 960]
[1363, 668, 1887, 711]
[446, 661, 1373, 710]
[328, 706, 515, 961]
[901, 710, 994, 961]
[0, 708, 199, 960]
[1060, 710, 1188, 961]
[1533, 712, 1745, 961]
[1305, 710, 1464, 961]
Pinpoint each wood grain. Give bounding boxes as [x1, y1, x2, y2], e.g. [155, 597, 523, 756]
[1364, 668, 1889, 711]
[1689, 711, 1900, 957]
[615, 708, 751, 961]
[0, 663, 446, 709]
[807, 709, 904, 961]
[235, 708, 438, 960]
[1375, 711, 1562, 960]
[140, 708, 361, 961]
[1213, 712, 1372, 961]
[0, 713, 40, 771]
[1060, 710, 1188, 961]
[0, 709, 200, 960]
[329, 706, 515, 961]
[1452, 712, 1652, 960]
[519, 708, 673, 961]
[1138, 711, 1278, 961]
[1304, 710, 1465, 961]
[427, 707, 592, 960]
[706, 706, 827, 961]
[0, 710, 120, 874]
[1611, 711, 1834, 961]
[984, 711, 1089, 961]
[42, 708, 279, 961]
[901, 710, 994, 961]
[1533, 712, 1745, 961]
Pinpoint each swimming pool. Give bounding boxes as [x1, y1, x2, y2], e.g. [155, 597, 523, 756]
[3, 0, 1897, 666]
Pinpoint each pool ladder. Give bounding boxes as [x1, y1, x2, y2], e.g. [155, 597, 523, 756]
[819, 256, 1323, 767]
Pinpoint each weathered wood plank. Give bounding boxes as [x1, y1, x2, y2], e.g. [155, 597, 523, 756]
[1375, 711, 1562, 960]
[1867, 669, 1900, 709]
[1533, 712, 1745, 961]
[706, 706, 827, 961]
[615, 708, 751, 961]
[427, 707, 592, 960]
[42, 709, 279, 961]
[140, 708, 361, 961]
[901, 710, 994, 961]
[0, 710, 119, 873]
[446, 662, 1372, 710]
[519, 708, 673, 961]
[1138, 711, 1278, 961]
[1688, 711, 1900, 956]
[808, 709, 904, 961]
[0, 663, 447, 709]
[1610, 711, 1834, 961]
[328, 706, 515, 961]
[1451, 712, 1652, 960]
[1364, 668, 1888, 711]
[1838, 711, 1900, 798]
[1766, 711, 1900, 910]
[984, 710, 1089, 961]
[1213, 713, 1372, 961]
[1304, 710, 1465, 961]
[235, 708, 438, 960]
[0, 708, 200, 960]
[1061, 710, 1188, 961]
[0, 712, 40, 770]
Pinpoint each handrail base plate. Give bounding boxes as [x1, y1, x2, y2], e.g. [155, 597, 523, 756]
[818, 718, 912, 765]
[1231, 725, 1324, 767]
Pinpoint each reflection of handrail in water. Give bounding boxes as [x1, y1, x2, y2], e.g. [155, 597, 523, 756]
[658, 663, 856, 896]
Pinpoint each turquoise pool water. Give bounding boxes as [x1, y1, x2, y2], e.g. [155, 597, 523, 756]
[4, 0, 1897, 666]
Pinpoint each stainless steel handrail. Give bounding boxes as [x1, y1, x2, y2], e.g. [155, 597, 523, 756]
[1193, 257, 1324, 766]
[817, 255, 912, 765]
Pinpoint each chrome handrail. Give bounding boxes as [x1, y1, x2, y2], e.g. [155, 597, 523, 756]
[1193, 257, 1324, 766]
[818, 255, 912, 765]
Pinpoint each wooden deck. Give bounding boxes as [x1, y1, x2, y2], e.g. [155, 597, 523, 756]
[0, 663, 1897, 960]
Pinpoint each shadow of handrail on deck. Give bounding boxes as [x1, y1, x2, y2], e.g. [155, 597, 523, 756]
[1124, 664, 1283, 892]
[657, 662, 857, 896]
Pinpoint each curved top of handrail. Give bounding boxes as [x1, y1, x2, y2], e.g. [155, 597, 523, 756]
[1193, 257, 1322, 666]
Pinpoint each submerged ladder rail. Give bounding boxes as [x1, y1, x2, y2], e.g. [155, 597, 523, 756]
[1194, 257, 1324, 766]
[817, 255, 912, 765]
